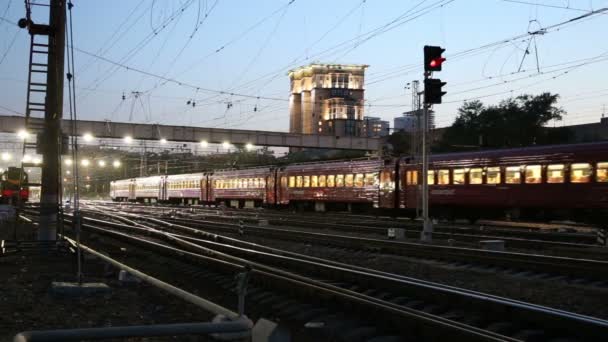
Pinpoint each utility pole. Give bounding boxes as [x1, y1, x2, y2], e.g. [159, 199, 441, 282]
[410, 80, 421, 218]
[36, 0, 66, 241]
[420, 45, 447, 243]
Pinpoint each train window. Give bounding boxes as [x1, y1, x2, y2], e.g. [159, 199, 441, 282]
[319, 175, 326, 187]
[453, 169, 466, 185]
[547, 164, 564, 183]
[571, 163, 591, 183]
[303, 176, 310, 187]
[296, 176, 303, 187]
[505, 167, 521, 184]
[407, 170, 419, 185]
[438, 170, 450, 185]
[260, 178, 266, 187]
[427, 171, 435, 185]
[365, 173, 377, 186]
[597, 162, 608, 182]
[345, 174, 354, 187]
[470, 168, 482, 184]
[289, 176, 295, 188]
[336, 174, 345, 187]
[487, 167, 501, 184]
[525, 165, 542, 184]
[354, 174, 364, 187]
[327, 175, 335, 187]
[311, 175, 318, 187]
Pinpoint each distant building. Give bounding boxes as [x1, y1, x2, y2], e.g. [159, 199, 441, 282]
[362, 116, 390, 137]
[288, 64, 368, 137]
[394, 109, 435, 133]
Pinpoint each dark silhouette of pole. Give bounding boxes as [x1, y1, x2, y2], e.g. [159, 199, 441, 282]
[38, 0, 66, 241]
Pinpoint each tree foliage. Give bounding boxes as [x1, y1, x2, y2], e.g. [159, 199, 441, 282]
[437, 93, 566, 151]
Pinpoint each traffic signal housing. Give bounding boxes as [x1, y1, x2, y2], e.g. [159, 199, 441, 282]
[424, 45, 446, 72]
[424, 78, 447, 104]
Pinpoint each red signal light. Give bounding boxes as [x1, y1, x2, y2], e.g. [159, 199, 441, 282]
[429, 57, 446, 68]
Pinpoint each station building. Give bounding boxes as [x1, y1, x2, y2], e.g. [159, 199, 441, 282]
[288, 64, 368, 137]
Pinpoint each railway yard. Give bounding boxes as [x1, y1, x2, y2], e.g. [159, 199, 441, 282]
[3, 201, 606, 341]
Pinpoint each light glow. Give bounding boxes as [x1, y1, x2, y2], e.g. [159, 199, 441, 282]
[81, 159, 90, 167]
[65, 159, 73, 166]
[98, 160, 106, 167]
[200, 140, 208, 147]
[124, 136, 133, 143]
[17, 129, 29, 140]
[222, 141, 230, 149]
[1, 152, 11, 161]
[83, 133, 94, 142]
[160, 138, 167, 144]
[33, 157, 41, 165]
[113, 160, 121, 168]
[245, 143, 253, 151]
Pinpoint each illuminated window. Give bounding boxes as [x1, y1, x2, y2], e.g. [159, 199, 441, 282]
[289, 176, 295, 188]
[487, 167, 501, 184]
[260, 178, 266, 188]
[311, 175, 318, 187]
[470, 168, 482, 184]
[438, 170, 450, 185]
[547, 164, 564, 183]
[303, 176, 310, 187]
[319, 175, 326, 187]
[525, 165, 542, 184]
[453, 169, 466, 185]
[345, 174, 354, 187]
[354, 174, 364, 187]
[571, 163, 591, 183]
[365, 173, 377, 186]
[597, 162, 608, 182]
[336, 174, 344, 187]
[296, 176, 303, 187]
[427, 171, 435, 185]
[409, 170, 419, 185]
[254, 178, 260, 188]
[327, 175, 335, 187]
[506, 167, 521, 184]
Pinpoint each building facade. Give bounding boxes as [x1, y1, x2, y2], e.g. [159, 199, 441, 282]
[362, 116, 390, 137]
[394, 109, 435, 133]
[288, 64, 368, 137]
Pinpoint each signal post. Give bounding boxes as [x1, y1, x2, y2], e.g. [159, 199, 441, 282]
[420, 46, 447, 242]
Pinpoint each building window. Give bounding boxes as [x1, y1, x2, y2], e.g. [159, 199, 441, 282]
[571, 163, 591, 183]
[597, 162, 608, 182]
[438, 170, 450, 185]
[470, 168, 483, 184]
[525, 165, 542, 184]
[547, 164, 564, 183]
[506, 167, 521, 184]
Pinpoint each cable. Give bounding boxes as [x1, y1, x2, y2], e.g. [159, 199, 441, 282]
[0, 29, 19, 66]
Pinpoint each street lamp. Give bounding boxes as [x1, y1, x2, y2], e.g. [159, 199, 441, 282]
[200, 140, 208, 147]
[81, 159, 90, 167]
[65, 159, 73, 166]
[245, 143, 254, 151]
[160, 138, 167, 144]
[98, 160, 106, 167]
[113, 160, 121, 168]
[222, 141, 230, 149]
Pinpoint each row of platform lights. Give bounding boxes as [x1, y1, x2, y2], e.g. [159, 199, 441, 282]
[82, 132, 256, 151]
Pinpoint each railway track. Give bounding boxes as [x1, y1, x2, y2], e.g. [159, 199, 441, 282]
[84, 202, 600, 249]
[53, 210, 608, 342]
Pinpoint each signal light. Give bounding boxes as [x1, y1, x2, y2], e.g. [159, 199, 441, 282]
[424, 45, 446, 72]
[424, 78, 447, 104]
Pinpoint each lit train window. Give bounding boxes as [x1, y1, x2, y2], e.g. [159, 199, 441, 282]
[365, 173, 378, 186]
[427, 171, 435, 185]
[354, 174, 364, 187]
[336, 174, 344, 187]
[505, 167, 521, 184]
[232, 179, 237, 188]
[407, 171, 418, 185]
[438, 170, 450, 185]
[597, 163, 608, 182]
[547, 164, 564, 183]
[260, 178, 266, 187]
[327, 175, 335, 187]
[470, 168, 482, 184]
[303, 176, 310, 187]
[453, 169, 466, 185]
[525, 165, 542, 184]
[487, 167, 501, 184]
[254, 178, 259, 188]
[345, 174, 354, 187]
[319, 175, 326, 187]
[571, 163, 591, 183]
[296, 176, 303, 187]
[289, 176, 295, 188]
[311, 175, 318, 187]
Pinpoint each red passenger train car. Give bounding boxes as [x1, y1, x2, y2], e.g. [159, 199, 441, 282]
[110, 142, 608, 223]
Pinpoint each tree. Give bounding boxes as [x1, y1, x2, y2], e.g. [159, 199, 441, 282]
[386, 130, 411, 155]
[436, 93, 566, 151]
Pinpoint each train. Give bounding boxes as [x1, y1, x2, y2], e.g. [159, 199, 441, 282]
[0, 167, 29, 205]
[110, 142, 608, 223]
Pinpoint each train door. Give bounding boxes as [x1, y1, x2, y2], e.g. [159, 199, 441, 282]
[200, 174, 207, 203]
[378, 165, 396, 209]
[128, 179, 136, 201]
[160, 176, 166, 201]
[265, 169, 276, 205]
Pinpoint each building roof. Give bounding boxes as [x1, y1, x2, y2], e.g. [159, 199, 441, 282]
[288, 63, 369, 79]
